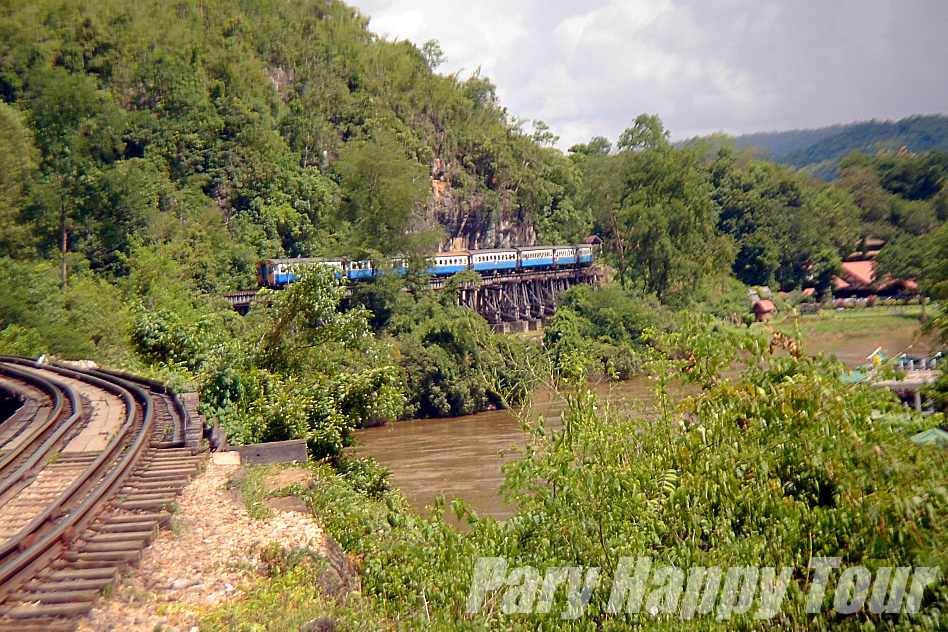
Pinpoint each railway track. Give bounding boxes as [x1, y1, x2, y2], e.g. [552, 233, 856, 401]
[0, 358, 204, 631]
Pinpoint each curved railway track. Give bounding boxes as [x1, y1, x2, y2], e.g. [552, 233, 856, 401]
[0, 358, 204, 631]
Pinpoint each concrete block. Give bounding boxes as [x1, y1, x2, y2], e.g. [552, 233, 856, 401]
[237, 439, 308, 465]
[212, 451, 241, 465]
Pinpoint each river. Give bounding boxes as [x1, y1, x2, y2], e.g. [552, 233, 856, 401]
[353, 319, 936, 520]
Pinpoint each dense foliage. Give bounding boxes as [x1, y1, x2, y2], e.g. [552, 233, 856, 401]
[207, 324, 947, 630]
[543, 285, 669, 380]
[0, 0, 589, 280]
[1, 0, 946, 313]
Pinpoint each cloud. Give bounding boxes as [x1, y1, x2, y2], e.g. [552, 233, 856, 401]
[348, 0, 948, 148]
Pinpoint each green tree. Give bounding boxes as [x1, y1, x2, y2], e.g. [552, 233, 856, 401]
[420, 39, 445, 70]
[254, 266, 371, 374]
[712, 152, 859, 291]
[616, 113, 670, 152]
[530, 120, 559, 147]
[597, 119, 731, 299]
[27, 67, 125, 286]
[876, 222, 948, 299]
[0, 102, 38, 256]
[568, 136, 611, 159]
[334, 134, 429, 254]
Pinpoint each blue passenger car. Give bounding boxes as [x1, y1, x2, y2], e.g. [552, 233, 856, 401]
[518, 247, 554, 270]
[317, 260, 345, 280]
[257, 258, 322, 287]
[553, 246, 577, 267]
[389, 258, 408, 276]
[470, 249, 518, 273]
[257, 257, 347, 287]
[346, 260, 374, 281]
[577, 245, 594, 266]
[426, 253, 469, 276]
[257, 243, 593, 290]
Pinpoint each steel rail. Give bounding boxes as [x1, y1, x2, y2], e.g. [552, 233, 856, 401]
[0, 359, 154, 601]
[89, 368, 191, 446]
[0, 363, 78, 500]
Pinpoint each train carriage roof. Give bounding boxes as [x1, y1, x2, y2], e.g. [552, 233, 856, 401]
[470, 248, 517, 255]
[260, 257, 332, 264]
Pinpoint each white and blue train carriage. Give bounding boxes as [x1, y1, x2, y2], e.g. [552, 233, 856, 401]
[257, 243, 596, 289]
[553, 246, 578, 267]
[257, 257, 343, 286]
[389, 257, 408, 276]
[346, 259, 374, 281]
[257, 257, 319, 286]
[426, 252, 470, 276]
[471, 249, 518, 274]
[577, 245, 594, 266]
[517, 246, 554, 270]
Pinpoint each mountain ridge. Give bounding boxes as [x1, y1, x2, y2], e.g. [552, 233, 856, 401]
[691, 114, 948, 179]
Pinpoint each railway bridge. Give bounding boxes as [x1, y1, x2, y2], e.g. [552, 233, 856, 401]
[224, 266, 602, 330]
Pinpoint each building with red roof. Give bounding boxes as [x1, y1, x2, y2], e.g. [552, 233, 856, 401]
[752, 299, 776, 321]
[832, 256, 918, 298]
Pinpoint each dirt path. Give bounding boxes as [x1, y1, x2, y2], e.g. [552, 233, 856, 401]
[78, 461, 328, 632]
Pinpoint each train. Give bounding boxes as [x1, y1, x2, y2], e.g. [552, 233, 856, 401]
[256, 244, 595, 288]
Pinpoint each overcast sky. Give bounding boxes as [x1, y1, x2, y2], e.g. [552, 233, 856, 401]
[348, 0, 948, 148]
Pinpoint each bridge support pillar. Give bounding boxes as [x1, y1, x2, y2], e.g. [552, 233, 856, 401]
[508, 320, 528, 333]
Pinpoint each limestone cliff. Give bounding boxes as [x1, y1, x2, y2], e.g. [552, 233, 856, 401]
[422, 158, 536, 252]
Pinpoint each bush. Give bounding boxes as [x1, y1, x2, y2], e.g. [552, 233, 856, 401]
[544, 284, 668, 380]
[288, 325, 947, 630]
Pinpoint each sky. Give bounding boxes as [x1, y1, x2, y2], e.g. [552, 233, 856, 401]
[348, 0, 948, 149]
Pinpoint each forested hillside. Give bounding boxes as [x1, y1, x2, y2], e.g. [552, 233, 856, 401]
[710, 114, 948, 179]
[1, 0, 945, 300]
[0, 0, 582, 290]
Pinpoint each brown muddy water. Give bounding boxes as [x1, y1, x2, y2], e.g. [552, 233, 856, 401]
[353, 323, 936, 520]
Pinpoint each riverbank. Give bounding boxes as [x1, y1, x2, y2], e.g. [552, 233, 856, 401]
[355, 305, 939, 519]
[198, 336, 947, 629]
[766, 304, 936, 367]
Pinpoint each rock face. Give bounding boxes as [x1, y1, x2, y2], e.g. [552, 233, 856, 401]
[422, 159, 536, 252]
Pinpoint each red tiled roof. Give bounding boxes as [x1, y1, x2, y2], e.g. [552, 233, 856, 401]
[839, 260, 875, 286]
[753, 299, 776, 313]
[833, 276, 850, 290]
[834, 258, 918, 295]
